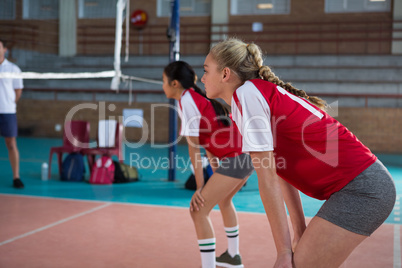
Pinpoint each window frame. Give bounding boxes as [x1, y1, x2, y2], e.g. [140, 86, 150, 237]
[22, 0, 59, 20]
[230, 0, 291, 16]
[78, 0, 117, 19]
[0, 0, 16, 20]
[157, 0, 211, 17]
[325, 0, 391, 13]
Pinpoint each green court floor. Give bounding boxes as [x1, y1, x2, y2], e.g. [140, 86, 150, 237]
[0, 137, 401, 224]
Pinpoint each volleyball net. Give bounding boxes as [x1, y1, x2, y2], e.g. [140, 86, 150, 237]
[0, 0, 163, 94]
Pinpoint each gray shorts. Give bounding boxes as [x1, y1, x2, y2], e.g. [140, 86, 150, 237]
[215, 153, 254, 179]
[316, 159, 396, 236]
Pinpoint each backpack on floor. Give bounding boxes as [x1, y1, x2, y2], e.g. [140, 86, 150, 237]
[89, 156, 115, 184]
[61, 153, 85, 182]
[113, 161, 139, 183]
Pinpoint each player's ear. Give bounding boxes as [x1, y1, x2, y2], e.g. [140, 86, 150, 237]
[222, 67, 231, 82]
[171, 79, 180, 87]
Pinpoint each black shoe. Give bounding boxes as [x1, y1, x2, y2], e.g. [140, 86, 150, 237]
[13, 178, 24, 189]
[216, 250, 244, 268]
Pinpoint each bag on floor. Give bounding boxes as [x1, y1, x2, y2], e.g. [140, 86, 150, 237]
[89, 156, 115, 184]
[113, 161, 139, 183]
[61, 153, 85, 182]
[185, 165, 213, 190]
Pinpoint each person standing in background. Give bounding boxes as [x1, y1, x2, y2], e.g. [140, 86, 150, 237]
[0, 38, 24, 188]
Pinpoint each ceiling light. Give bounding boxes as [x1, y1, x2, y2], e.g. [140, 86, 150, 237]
[41, 6, 52, 11]
[85, 2, 99, 7]
[257, 3, 273, 9]
[180, 7, 193, 11]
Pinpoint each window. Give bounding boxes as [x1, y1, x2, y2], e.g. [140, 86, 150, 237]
[157, 0, 211, 17]
[78, 0, 117, 19]
[230, 0, 290, 15]
[23, 0, 59, 19]
[325, 0, 391, 13]
[0, 0, 16, 20]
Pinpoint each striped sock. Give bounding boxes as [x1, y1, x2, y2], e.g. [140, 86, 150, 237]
[198, 238, 216, 268]
[225, 225, 240, 257]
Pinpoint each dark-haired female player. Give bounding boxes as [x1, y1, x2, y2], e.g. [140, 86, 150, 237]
[163, 61, 255, 268]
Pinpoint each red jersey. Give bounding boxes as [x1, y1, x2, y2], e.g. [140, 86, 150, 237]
[231, 79, 376, 200]
[179, 89, 242, 159]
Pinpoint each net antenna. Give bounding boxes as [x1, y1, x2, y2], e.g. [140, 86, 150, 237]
[111, 0, 129, 91]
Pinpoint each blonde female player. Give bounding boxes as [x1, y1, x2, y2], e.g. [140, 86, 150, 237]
[201, 38, 396, 268]
[163, 61, 254, 268]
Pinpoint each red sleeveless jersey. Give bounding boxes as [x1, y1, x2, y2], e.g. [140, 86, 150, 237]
[179, 89, 242, 159]
[232, 79, 376, 200]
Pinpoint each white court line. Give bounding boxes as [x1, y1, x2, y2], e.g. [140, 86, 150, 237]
[0, 193, 295, 218]
[395, 195, 401, 268]
[395, 224, 401, 268]
[0, 202, 111, 246]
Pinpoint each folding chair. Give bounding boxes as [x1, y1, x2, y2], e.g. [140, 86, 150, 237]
[48, 120, 90, 179]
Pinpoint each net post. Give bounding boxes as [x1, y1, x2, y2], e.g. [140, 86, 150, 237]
[111, 0, 127, 90]
[125, 0, 130, 62]
[167, 0, 180, 182]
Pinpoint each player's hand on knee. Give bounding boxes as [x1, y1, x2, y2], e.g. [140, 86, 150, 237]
[190, 188, 205, 212]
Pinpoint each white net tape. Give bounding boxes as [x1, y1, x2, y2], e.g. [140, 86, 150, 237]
[0, 1, 163, 90]
[0, 71, 163, 85]
[121, 74, 163, 85]
[0, 71, 115, 79]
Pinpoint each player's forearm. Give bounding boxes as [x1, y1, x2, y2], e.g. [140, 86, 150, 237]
[251, 151, 293, 255]
[192, 151, 205, 189]
[15, 89, 22, 102]
[186, 136, 204, 189]
[279, 179, 306, 244]
[205, 150, 219, 173]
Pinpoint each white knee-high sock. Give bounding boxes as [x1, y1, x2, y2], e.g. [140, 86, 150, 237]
[198, 238, 216, 268]
[225, 225, 240, 257]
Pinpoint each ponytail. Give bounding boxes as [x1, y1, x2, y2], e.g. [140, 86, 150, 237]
[210, 38, 327, 110]
[164, 61, 231, 126]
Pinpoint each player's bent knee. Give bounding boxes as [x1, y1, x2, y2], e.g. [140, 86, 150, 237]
[218, 198, 232, 209]
[189, 206, 210, 221]
[5, 144, 17, 151]
[5, 139, 17, 151]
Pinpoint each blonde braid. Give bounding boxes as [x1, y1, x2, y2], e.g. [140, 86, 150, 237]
[258, 65, 326, 110]
[248, 44, 307, 98]
[246, 43, 263, 72]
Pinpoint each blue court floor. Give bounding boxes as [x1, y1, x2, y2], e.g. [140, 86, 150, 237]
[1, 137, 402, 224]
